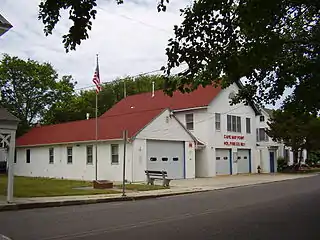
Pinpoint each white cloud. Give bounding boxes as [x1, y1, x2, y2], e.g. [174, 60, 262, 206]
[0, 0, 190, 90]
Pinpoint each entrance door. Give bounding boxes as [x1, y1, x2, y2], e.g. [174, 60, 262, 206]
[269, 151, 275, 173]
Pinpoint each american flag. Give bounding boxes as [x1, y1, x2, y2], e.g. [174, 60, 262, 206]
[92, 59, 102, 93]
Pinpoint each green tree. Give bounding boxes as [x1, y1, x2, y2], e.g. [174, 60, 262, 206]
[267, 110, 320, 165]
[163, 0, 319, 114]
[38, 0, 319, 113]
[0, 54, 76, 136]
[42, 74, 166, 124]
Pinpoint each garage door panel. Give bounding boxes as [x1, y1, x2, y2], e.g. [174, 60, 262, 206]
[237, 149, 250, 174]
[147, 140, 184, 179]
[216, 149, 231, 175]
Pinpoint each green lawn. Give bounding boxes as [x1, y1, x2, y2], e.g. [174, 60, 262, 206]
[0, 175, 119, 198]
[117, 183, 169, 191]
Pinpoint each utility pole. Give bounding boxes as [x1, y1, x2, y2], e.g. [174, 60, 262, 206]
[122, 130, 127, 197]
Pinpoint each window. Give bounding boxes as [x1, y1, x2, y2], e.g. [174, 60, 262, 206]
[86, 145, 93, 164]
[67, 147, 73, 164]
[26, 149, 30, 163]
[173, 157, 179, 161]
[246, 118, 251, 134]
[162, 157, 168, 161]
[185, 113, 194, 130]
[257, 128, 269, 142]
[111, 144, 119, 164]
[227, 115, 241, 132]
[216, 157, 221, 160]
[49, 148, 54, 164]
[244, 156, 248, 159]
[223, 157, 228, 160]
[14, 149, 17, 163]
[215, 113, 221, 131]
[150, 157, 157, 161]
[260, 116, 265, 122]
[237, 156, 241, 160]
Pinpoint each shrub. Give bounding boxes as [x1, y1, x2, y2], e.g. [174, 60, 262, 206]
[277, 157, 287, 172]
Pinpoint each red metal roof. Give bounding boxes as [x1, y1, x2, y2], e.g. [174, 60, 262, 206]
[16, 109, 163, 147]
[101, 85, 222, 117]
[17, 85, 222, 147]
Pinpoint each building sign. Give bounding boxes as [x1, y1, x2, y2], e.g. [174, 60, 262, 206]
[224, 135, 245, 146]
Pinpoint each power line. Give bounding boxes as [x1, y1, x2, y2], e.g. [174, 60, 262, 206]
[96, 6, 173, 34]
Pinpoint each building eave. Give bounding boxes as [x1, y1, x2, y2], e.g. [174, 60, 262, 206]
[172, 106, 208, 113]
[16, 138, 123, 148]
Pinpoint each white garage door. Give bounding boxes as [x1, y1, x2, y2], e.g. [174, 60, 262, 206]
[216, 149, 231, 175]
[237, 149, 250, 174]
[147, 140, 184, 179]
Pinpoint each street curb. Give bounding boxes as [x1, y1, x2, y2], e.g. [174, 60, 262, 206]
[0, 174, 317, 212]
[0, 190, 209, 212]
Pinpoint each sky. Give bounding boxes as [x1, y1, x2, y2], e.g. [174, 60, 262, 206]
[0, 0, 191, 91]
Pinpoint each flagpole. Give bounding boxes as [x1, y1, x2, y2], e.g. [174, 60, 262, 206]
[95, 54, 99, 181]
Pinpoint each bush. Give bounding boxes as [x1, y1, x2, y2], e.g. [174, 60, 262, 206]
[277, 157, 287, 172]
[307, 151, 320, 166]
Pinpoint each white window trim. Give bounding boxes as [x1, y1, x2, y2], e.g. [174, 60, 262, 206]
[111, 144, 119, 165]
[227, 115, 241, 133]
[257, 128, 269, 142]
[67, 147, 73, 164]
[215, 113, 221, 131]
[49, 147, 54, 164]
[185, 113, 194, 130]
[246, 117, 251, 134]
[86, 145, 93, 165]
[26, 149, 30, 163]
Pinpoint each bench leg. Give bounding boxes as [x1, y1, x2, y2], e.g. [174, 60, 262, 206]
[147, 178, 155, 185]
[163, 179, 170, 187]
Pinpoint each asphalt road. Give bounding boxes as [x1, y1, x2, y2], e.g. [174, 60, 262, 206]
[0, 175, 320, 240]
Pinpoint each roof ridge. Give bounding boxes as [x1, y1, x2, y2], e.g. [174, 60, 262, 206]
[101, 107, 165, 118]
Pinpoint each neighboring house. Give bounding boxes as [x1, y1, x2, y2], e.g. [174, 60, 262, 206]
[256, 108, 307, 170]
[255, 108, 284, 173]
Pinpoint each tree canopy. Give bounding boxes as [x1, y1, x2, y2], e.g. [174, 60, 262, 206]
[0, 54, 76, 136]
[38, 0, 319, 113]
[267, 109, 320, 164]
[164, 0, 320, 113]
[43, 75, 165, 125]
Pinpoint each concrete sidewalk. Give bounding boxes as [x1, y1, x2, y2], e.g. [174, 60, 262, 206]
[0, 173, 316, 211]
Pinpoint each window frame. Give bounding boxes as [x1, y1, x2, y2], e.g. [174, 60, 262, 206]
[185, 113, 194, 130]
[49, 147, 54, 164]
[86, 145, 93, 165]
[257, 128, 269, 142]
[111, 144, 119, 165]
[67, 147, 73, 164]
[26, 149, 30, 163]
[227, 114, 241, 133]
[246, 117, 251, 134]
[215, 113, 221, 131]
